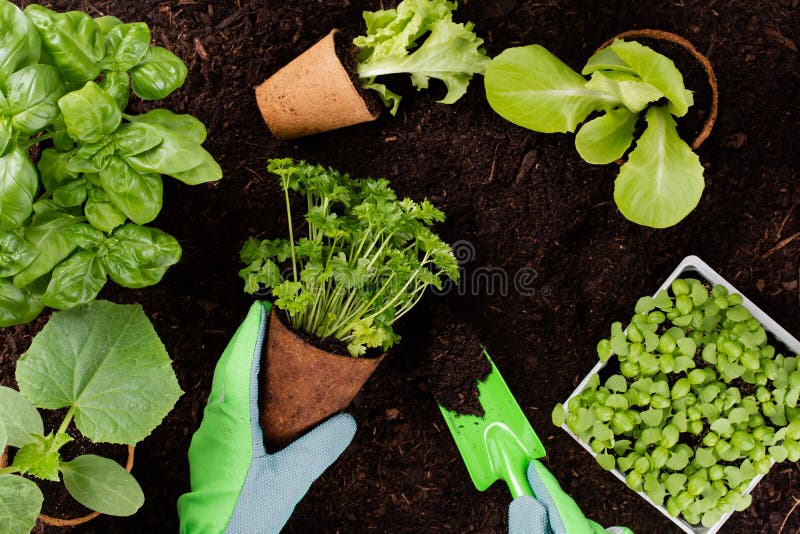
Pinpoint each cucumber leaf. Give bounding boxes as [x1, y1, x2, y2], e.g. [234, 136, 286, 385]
[61, 454, 144, 516]
[15, 300, 183, 444]
[0, 386, 42, 448]
[485, 45, 619, 133]
[0, 474, 43, 534]
[575, 108, 638, 164]
[614, 105, 704, 228]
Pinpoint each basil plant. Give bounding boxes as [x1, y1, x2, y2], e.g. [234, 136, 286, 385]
[0, 1, 222, 326]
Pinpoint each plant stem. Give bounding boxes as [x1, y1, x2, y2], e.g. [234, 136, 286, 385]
[0, 466, 19, 475]
[283, 176, 298, 282]
[56, 406, 76, 436]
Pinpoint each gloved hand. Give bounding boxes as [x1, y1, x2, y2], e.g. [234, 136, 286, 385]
[177, 301, 356, 534]
[509, 460, 632, 534]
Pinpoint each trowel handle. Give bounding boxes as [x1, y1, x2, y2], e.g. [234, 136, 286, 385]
[490, 429, 535, 498]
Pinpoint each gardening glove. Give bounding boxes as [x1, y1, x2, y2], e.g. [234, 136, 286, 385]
[508, 460, 632, 534]
[177, 301, 357, 534]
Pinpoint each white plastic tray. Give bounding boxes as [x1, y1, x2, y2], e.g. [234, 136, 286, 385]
[561, 255, 800, 534]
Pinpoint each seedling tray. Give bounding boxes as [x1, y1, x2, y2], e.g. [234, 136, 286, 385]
[560, 255, 800, 534]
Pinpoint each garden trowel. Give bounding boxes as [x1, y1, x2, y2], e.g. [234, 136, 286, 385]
[439, 351, 545, 498]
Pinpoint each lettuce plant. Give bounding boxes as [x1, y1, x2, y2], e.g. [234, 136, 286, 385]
[0, 301, 182, 534]
[240, 159, 458, 357]
[354, 0, 489, 115]
[485, 40, 704, 228]
[553, 279, 800, 528]
[0, 1, 222, 327]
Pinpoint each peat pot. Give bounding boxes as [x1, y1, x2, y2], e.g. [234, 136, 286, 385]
[254, 29, 379, 140]
[260, 309, 385, 448]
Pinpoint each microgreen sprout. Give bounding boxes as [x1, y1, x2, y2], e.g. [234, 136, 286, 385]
[553, 278, 800, 528]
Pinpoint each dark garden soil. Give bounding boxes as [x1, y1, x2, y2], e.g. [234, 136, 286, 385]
[0, 0, 798, 532]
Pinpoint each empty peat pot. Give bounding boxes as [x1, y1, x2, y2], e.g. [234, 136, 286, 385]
[254, 29, 379, 140]
[260, 309, 385, 447]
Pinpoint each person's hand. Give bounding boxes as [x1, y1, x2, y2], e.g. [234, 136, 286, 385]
[177, 301, 356, 533]
[508, 460, 632, 534]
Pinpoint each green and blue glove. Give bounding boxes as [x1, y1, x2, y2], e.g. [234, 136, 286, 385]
[177, 301, 356, 533]
[509, 460, 632, 534]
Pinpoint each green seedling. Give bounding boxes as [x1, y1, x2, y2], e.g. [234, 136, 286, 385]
[0, 1, 221, 327]
[485, 40, 703, 228]
[239, 159, 458, 357]
[0, 301, 182, 534]
[553, 278, 800, 528]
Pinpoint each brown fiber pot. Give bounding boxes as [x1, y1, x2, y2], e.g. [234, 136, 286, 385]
[260, 309, 385, 448]
[254, 29, 379, 140]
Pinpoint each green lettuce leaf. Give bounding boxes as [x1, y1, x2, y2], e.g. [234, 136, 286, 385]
[614, 105, 704, 228]
[485, 45, 620, 133]
[609, 39, 693, 117]
[575, 108, 638, 164]
[584, 70, 664, 114]
[15, 300, 183, 444]
[355, 0, 487, 114]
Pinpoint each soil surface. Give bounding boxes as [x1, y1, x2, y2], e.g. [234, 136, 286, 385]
[1, 0, 798, 533]
[426, 312, 491, 416]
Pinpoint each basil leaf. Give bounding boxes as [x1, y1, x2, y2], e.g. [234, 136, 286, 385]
[13, 203, 82, 288]
[103, 22, 150, 72]
[84, 186, 126, 233]
[112, 123, 163, 157]
[99, 70, 130, 110]
[24, 6, 104, 84]
[575, 108, 637, 164]
[38, 148, 77, 192]
[0, 147, 38, 230]
[16, 300, 183, 443]
[124, 125, 208, 175]
[99, 158, 163, 225]
[128, 108, 207, 144]
[62, 455, 144, 516]
[3, 65, 65, 134]
[0, 386, 43, 448]
[485, 45, 620, 133]
[0, 474, 43, 534]
[0, 278, 43, 327]
[67, 139, 115, 174]
[130, 46, 187, 100]
[0, 231, 38, 277]
[614, 105, 704, 228]
[94, 15, 122, 36]
[0, 118, 11, 156]
[103, 224, 181, 288]
[41, 250, 106, 309]
[0, 1, 41, 84]
[170, 151, 223, 185]
[52, 178, 87, 208]
[58, 81, 122, 143]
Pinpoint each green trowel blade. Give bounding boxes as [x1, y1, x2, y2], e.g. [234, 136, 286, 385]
[439, 351, 545, 499]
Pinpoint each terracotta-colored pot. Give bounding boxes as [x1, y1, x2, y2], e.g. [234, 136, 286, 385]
[1, 444, 135, 527]
[260, 309, 385, 447]
[254, 29, 379, 140]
